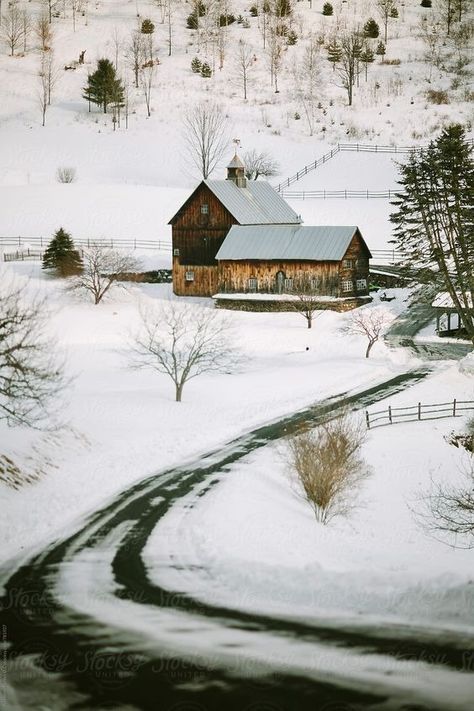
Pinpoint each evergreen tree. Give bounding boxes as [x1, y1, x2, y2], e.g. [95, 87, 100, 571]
[83, 59, 124, 114]
[360, 45, 374, 80]
[326, 38, 341, 70]
[322, 3, 333, 16]
[363, 18, 380, 38]
[42, 228, 83, 277]
[375, 40, 386, 59]
[390, 124, 474, 344]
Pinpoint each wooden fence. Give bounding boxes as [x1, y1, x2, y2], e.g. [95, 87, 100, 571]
[3, 248, 43, 262]
[280, 189, 404, 200]
[366, 399, 474, 429]
[0, 236, 171, 252]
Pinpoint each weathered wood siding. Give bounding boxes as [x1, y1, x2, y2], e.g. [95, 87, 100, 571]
[172, 183, 237, 296]
[217, 260, 341, 294]
[338, 230, 370, 295]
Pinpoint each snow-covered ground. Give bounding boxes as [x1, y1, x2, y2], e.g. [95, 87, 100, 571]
[144, 364, 474, 633]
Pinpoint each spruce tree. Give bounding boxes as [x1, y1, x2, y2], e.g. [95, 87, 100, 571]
[363, 18, 380, 38]
[360, 45, 374, 80]
[390, 124, 474, 344]
[326, 39, 342, 70]
[42, 228, 83, 277]
[83, 59, 124, 114]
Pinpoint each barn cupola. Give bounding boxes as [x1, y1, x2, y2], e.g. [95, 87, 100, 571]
[226, 152, 247, 188]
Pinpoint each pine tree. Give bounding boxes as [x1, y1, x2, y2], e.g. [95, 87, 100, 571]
[363, 18, 380, 38]
[322, 3, 333, 16]
[42, 228, 83, 277]
[375, 40, 386, 59]
[360, 45, 374, 80]
[83, 59, 124, 114]
[390, 124, 474, 344]
[326, 39, 341, 71]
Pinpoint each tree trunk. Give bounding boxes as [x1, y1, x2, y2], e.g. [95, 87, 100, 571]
[307, 317, 312, 329]
[175, 383, 183, 402]
[365, 340, 375, 358]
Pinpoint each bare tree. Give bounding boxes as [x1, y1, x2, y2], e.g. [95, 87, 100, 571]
[125, 28, 143, 89]
[43, 0, 59, 24]
[182, 102, 230, 179]
[284, 412, 369, 524]
[69, 0, 83, 32]
[293, 35, 323, 136]
[419, 20, 442, 81]
[0, 269, 65, 428]
[164, 0, 176, 56]
[2, 3, 24, 56]
[235, 39, 254, 100]
[265, 24, 285, 92]
[243, 149, 280, 180]
[132, 302, 237, 402]
[140, 34, 156, 118]
[35, 13, 52, 51]
[110, 25, 123, 70]
[335, 31, 363, 106]
[21, 5, 31, 53]
[289, 278, 323, 329]
[68, 246, 140, 304]
[38, 51, 49, 125]
[376, 0, 395, 44]
[342, 308, 391, 358]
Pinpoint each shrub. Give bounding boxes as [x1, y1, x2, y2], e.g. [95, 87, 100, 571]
[382, 58, 401, 65]
[322, 2, 333, 15]
[363, 18, 379, 38]
[294, 111, 301, 119]
[56, 166, 76, 183]
[201, 61, 212, 78]
[242, 18, 250, 27]
[426, 89, 449, 104]
[287, 29, 298, 45]
[275, 0, 292, 16]
[390, 6, 398, 17]
[249, 4, 258, 15]
[284, 413, 369, 524]
[191, 56, 202, 73]
[219, 13, 236, 25]
[276, 22, 288, 36]
[420, 0, 431, 6]
[140, 18, 155, 34]
[375, 40, 386, 57]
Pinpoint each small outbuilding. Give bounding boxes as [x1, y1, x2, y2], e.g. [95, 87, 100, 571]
[432, 292, 473, 338]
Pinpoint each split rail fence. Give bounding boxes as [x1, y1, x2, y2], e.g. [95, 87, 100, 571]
[1, 236, 171, 255]
[366, 399, 474, 430]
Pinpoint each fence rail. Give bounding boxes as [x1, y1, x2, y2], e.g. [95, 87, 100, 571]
[366, 399, 474, 429]
[281, 189, 404, 200]
[3, 248, 44, 262]
[275, 139, 474, 192]
[0, 236, 171, 252]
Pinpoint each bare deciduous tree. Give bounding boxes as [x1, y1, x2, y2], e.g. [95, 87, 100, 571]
[35, 13, 52, 51]
[182, 102, 230, 179]
[293, 35, 323, 136]
[125, 28, 143, 89]
[265, 24, 285, 92]
[243, 149, 280, 180]
[376, 0, 395, 44]
[284, 412, 369, 524]
[342, 307, 391, 358]
[2, 3, 24, 56]
[235, 39, 254, 100]
[132, 302, 237, 402]
[21, 5, 30, 53]
[140, 34, 156, 118]
[68, 246, 140, 304]
[335, 31, 363, 106]
[288, 278, 324, 329]
[110, 25, 123, 70]
[0, 269, 65, 428]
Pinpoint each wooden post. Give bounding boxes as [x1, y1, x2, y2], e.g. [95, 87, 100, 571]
[365, 411, 370, 429]
[388, 405, 392, 424]
[453, 398, 457, 417]
[418, 402, 421, 420]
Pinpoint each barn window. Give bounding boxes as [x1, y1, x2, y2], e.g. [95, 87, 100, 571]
[185, 271, 195, 282]
[310, 278, 319, 291]
[247, 277, 258, 292]
[200, 204, 209, 214]
[173, 248, 180, 256]
[356, 278, 367, 291]
[341, 279, 353, 293]
[343, 259, 353, 269]
[284, 278, 294, 292]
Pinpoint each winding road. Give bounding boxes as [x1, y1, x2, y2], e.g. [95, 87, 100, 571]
[2, 366, 474, 711]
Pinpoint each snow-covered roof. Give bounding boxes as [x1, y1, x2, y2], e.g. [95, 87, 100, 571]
[432, 292, 473, 309]
[216, 225, 370, 261]
[227, 152, 245, 169]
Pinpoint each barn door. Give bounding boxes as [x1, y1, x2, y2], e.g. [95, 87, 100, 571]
[275, 270, 285, 294]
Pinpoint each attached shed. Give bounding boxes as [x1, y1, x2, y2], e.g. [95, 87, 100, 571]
[215, 224, 372, 301]
[432, 292, 473, 338]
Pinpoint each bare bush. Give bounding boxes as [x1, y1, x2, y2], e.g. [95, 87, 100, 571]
[426, 89, 450, 104]
[131, 301, 237, 402]
[56, 166, 76, 183]
[422, 459, 474, 547]
[243, 149, 280, 180]
[284, 413, 369, 524]
[68, 245, 140, 304]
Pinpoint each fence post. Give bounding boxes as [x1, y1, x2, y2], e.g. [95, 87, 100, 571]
[365, 411, 370, 429]
[388, 405, 392, 424]
[453, 398, 457, 417]
[418, 402, 421, 420]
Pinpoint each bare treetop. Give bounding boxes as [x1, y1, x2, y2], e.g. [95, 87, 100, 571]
[182, 102, 230, 179]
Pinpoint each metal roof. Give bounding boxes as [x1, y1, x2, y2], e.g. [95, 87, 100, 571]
[227, 152, 245, 169]
[216, 225, 362, 261]
[204, 180, 301, 225]
[432, 292, 473, 309]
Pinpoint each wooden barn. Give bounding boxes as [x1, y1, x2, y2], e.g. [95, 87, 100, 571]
[170, 153, 372, 309]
